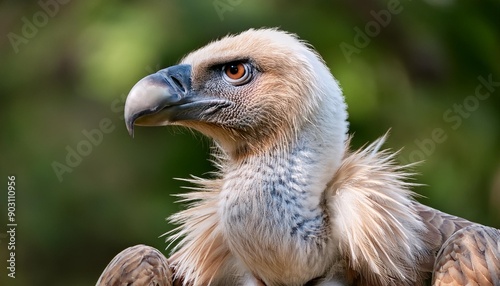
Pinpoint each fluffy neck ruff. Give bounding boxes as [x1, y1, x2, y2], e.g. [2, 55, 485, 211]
[328, 137, 429, 285]
[167, 135, 429, 286]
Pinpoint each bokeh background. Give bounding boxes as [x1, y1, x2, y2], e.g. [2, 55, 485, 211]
[0, 0, 499, 285]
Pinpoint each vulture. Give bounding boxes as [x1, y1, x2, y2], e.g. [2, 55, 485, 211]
[97, 28, 500, 286]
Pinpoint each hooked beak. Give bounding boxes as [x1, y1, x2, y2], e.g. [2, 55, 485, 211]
[124, 64, 192, 137]
[124, 64, 230, 137]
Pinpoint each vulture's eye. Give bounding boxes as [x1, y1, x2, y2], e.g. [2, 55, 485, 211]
[222, 62, 252, 86]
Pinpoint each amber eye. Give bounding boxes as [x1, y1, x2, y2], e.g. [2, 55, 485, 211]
[222, 62, 252, 85]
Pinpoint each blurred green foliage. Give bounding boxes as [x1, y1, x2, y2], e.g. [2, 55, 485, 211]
[0, 0, 499, 285]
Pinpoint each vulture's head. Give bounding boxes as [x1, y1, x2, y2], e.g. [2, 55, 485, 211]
[125, 28, 348, 160]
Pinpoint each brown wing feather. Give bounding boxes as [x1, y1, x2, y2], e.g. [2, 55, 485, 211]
[96, 244, 173, 286]
[414, 203, 473, 273]
[432, 224, 500, 286]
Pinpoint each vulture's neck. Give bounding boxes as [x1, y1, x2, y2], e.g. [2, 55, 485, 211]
[219, 100, 347, 283]
[222, 121, 344, 221]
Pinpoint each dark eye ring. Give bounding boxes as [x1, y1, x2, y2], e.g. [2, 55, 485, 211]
[222, 62, 252, 86]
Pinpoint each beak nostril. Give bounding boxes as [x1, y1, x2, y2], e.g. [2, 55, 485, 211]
[170, 75, 186, 93]
[157, 64, 191, 95]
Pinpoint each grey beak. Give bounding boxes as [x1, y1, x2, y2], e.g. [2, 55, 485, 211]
[124, 65, 192, 137]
